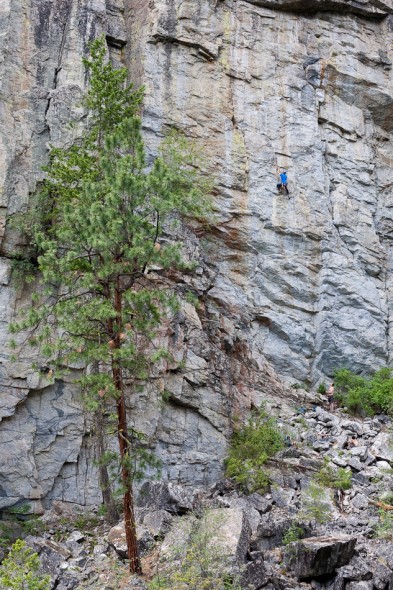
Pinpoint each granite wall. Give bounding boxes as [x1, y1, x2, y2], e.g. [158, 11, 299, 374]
[0, 0, 393, 509]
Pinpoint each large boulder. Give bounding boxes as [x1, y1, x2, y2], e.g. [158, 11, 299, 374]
[371, 433, 393, 464]
[108, 521, 154, 558]
[138, 482, 198, 514]
[25, 536, 72, 586]
[159, 508, 251, 574]
[240, 553, 268, 590]
[142, 509, 173, 539]
[200, 508, 251, 567]
[253, 513, 292, 551]
[284, 535, 357, 578]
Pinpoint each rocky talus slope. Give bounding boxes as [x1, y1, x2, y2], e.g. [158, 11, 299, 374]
[1, 0, 393, 511]
[20, 405, 393, 589]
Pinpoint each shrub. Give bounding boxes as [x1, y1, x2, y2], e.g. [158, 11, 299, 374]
[300, 482, 331, 525]
[334, 368, 393, 417]
[375, 509, 393, 540]
[317, 383, 326, 394]
[0, 539, 51, 590]
[225, 409, 284, 493]
[315, 460, 352, 490]
[380, 491, 393, 505]
[282, 523, 305, 545]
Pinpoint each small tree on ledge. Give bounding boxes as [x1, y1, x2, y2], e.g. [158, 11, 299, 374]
[10, 36, 212, 574]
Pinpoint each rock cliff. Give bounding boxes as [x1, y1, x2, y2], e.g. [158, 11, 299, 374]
[1, 0, 393, 508]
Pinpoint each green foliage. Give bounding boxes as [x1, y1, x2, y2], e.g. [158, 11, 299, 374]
[225, 409, 284, 493]
[375, 509, 393, 540]
[6, 503, 31, 516]
[334, 367, 393, 416]
[315, 459, 352, 490]
[317, 383, 326, 394]
[300, 482, 331, 524]
[282, 523, 304, 546]
[10, 258, 37, 286]
[184, 291, 200, 309]
[380, 491, 393, 504]
[0, 539, 51, 590]
[0, 511, 47, 550]
[73, 513, 100, 531]
[149, 512, 241, 590]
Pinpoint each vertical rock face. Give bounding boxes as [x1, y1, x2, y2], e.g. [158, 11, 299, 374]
[128, 0, 393, 381]
[1, 0, 393, 507]
[0, 0, 124, 509]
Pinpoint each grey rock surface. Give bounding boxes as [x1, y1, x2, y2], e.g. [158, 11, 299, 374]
[371, 432, 393, 462]
[138, 481, 199, 514]
[2, 0, 393, 509]
[284, 535, 357, 578]
[244, 0, 393, 17]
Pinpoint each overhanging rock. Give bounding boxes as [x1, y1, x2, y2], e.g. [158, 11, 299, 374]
[284, 535, 357, 579]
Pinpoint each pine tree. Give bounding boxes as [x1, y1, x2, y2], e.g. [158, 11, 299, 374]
[10, 36, 211, 574]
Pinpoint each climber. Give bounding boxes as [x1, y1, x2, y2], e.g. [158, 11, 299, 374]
[327, 383, 335, 412]
[276, 169, 289, 195]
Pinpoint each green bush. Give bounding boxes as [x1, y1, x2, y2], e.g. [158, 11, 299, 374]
[225, 409, 284, 493]
[317, 383, 326, 394]
[334, 367, 393, 417]
[315, 460, 352, 491]
[300, 483, 331, 525]
[282, 523, 304, 545]
[0, 539, 50, 590]
[375, 509, 393, 540]
[380, 491, 393, 505]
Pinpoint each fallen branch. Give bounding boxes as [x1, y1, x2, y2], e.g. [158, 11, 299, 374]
[369, 499, 393, 511]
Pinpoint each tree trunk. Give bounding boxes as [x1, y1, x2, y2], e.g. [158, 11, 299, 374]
[111, 284, 142, 574]
[94, 408, 119, 525]
[112, 362, 142, 574]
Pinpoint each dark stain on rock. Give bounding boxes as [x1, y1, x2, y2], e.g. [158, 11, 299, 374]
[34, 0, 52, 48]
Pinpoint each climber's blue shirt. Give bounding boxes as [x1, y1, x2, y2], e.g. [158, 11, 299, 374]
[280, 173, 288, 184]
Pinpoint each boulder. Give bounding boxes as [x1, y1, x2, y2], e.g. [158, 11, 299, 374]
[247, 493, 273, 515]
[142, 510, 173, 539]
[351, 494, 369, 510]
[373, 563, 393, 590]
[271, 487, 295, 509]
[199, 508, 251, 566]
[240, 554, 268, 590]
[341, 421, 363, 436]
[371, 433, 393, 463]
[284, 535, 357, 578]
[56, 576, 80, 590]
[337, 556, 373, 581]
[346, 582, 373, 590]
[107, 521, 154, 558]
[253, 513, 292, 551]
[224, 496, 262, 538]
[348, 457, 363, 471]
[158, 508, 251, 575]
[25, 536, 72, 584]
[376, 460, 391, 471]
[65, 531, 86, 557]
[160, 514, 196, 562]
[138, 482, 198, 514]
[377, 543, 393, 570]
[349, 446, 368, 461]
